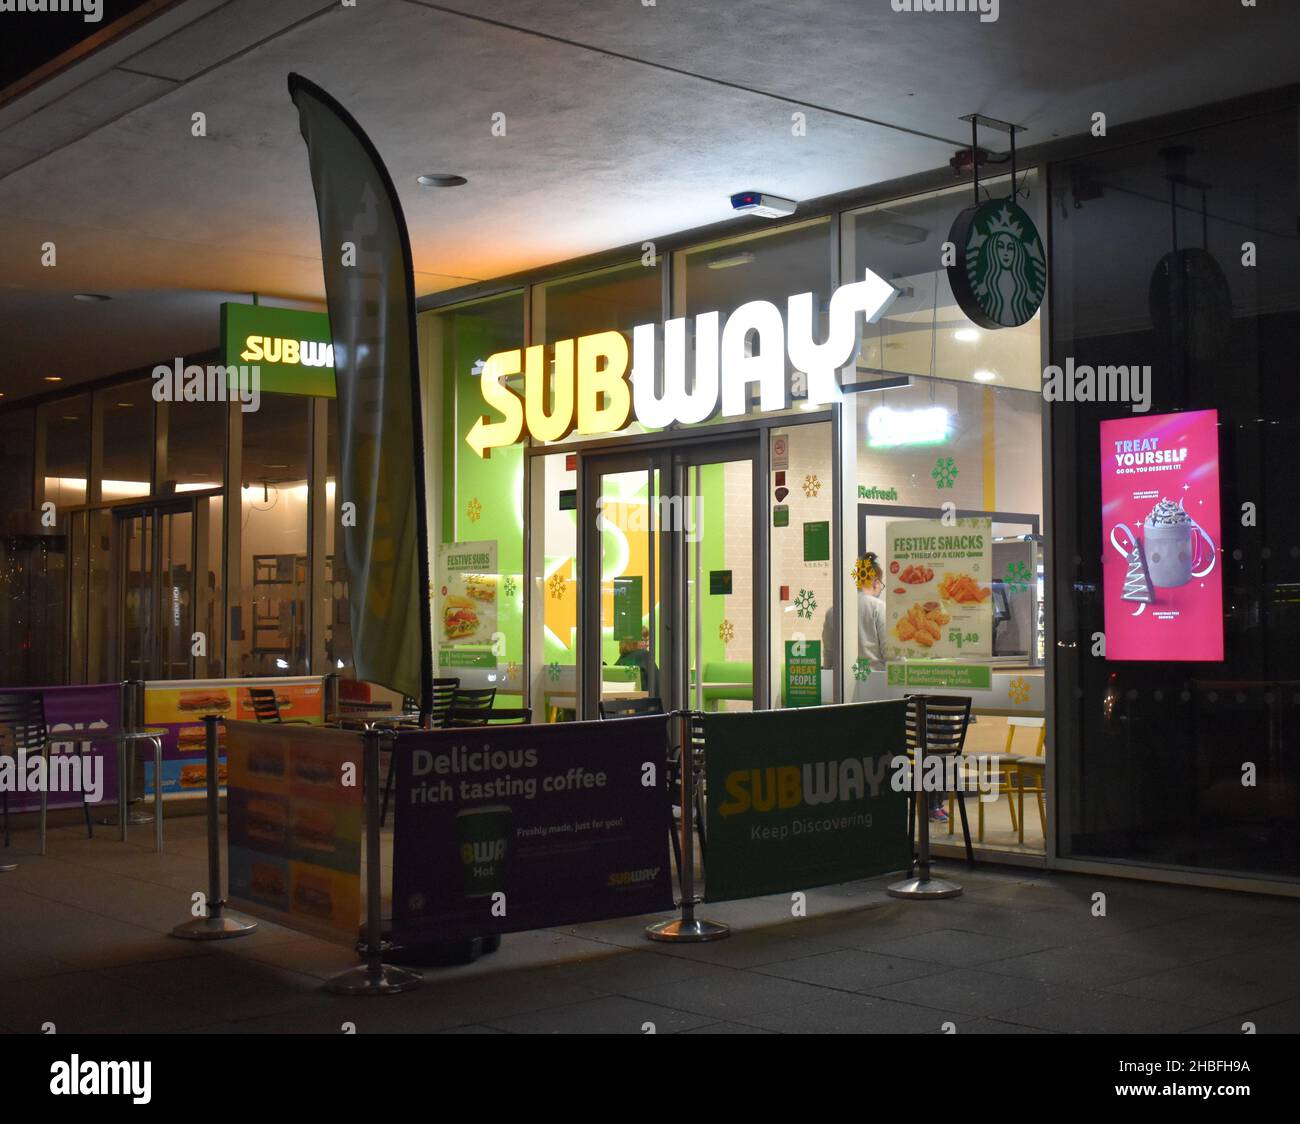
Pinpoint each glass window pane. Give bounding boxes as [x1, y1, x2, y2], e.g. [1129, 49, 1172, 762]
[97, 380, 153, 500]
[238, 393, 310, 676]
[842, 174, 1042, 391]
[166, 398, 227, 493]
[424, 292, 526, 704]
[42, 393, 91, 507]
[530, 261, 662, 444]
[769, 422, 833, 709]
[0, 409, 35, 515]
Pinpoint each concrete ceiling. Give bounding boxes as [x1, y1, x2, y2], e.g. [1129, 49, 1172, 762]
[2, 0, 1299, 402]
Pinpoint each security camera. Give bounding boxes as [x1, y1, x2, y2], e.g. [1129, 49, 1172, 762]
[730, 191, 797, 219]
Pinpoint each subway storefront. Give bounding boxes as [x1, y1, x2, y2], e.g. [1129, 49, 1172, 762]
[424, 176, 1050, 863]
[5, 91, 1300, 889]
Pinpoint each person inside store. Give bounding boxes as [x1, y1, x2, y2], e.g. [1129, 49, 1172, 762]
[616, 627, 659, 697]
[856, 552, 887, 675]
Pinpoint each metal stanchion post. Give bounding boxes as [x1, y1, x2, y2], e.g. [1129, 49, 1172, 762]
[646, 711, 728, 942]
[329, 729, 422, 994]
[100, 680, 154, 829]
[171, 714, 258, 939]
[889, 697, 961, 899]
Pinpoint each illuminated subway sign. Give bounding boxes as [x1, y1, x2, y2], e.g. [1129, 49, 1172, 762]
[238, 336, 334, 368]
[220, 303, 335, 398]
[466, 269, 900, 457]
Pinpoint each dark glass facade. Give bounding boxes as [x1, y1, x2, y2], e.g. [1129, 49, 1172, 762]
[1050, 106, 1300, 880]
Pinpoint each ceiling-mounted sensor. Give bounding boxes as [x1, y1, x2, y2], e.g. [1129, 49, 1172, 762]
[730, 191, 796, 219]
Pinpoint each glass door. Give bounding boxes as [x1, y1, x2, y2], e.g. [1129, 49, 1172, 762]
[580, 437, 763, 717]
[117, 503, 194, 680]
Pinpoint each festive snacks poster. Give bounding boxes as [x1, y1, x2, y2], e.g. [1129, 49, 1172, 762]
[885, 518, 992, 660]
[1101, 410, 1222, 661]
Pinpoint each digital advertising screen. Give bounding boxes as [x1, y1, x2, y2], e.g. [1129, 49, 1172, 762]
[1100, 409, 1223, 661]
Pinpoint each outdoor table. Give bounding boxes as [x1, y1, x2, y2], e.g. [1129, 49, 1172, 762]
[78, 730, 163, 855]
[546, 690, 648, 715]
[329, 710, 422, 731]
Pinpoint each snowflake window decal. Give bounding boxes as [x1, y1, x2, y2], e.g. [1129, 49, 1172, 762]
[802, 474, 821, 498]
[1008, 676, 1030, 705]
[547, 572, 566, 599]
[466, 497, 483, 522]
[794, 588, 817, 620]
[719, 619, 735, 644]
[546, 662, 562, 683]
[851, 556, 880, 591]
[931, 458, 958, 489]
[1004, 560, 1032, 594]
[502, 576, 518, 599]
[852, 658, 872, 681]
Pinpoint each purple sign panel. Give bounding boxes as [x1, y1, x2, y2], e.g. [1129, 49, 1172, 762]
[0, 683, 124, 813]
[393, 717, 674, 943]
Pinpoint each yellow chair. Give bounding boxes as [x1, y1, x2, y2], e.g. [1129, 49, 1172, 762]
[1003, 716, 1046, 843]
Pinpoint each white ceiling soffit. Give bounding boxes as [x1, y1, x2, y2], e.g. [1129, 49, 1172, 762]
[2, 0, 1300, 401]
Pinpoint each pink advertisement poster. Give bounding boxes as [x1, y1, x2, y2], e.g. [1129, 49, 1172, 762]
[1101, 409, 1223, 661]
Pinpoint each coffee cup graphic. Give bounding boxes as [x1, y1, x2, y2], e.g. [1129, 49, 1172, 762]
[1110, 499, 1216, 596]
[454, 804, 512, 898]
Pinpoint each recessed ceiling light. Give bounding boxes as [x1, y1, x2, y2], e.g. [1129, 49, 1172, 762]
[954, 328, 980, 342]
[973, 369, 997, 382]
[73, 293, 111, 302]
[264, 463, 288, 469]
[44, 376, 63, 382]
[62, 414, 79, 420]
[116, 402, 133, 407]
[416, 173, 467, 187]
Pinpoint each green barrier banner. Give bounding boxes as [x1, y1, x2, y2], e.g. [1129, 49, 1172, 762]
[702, 701, 910, 902]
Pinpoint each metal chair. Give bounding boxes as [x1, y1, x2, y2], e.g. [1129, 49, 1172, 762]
[446, 706, 531, 727]
[904, 694, 974, 869]
[247, 686, 312, 724]
[598, 696, 665, 720]
[431, 678, 459, 727]
[447, 686, 496, 722]
[0, 691, 94, 865]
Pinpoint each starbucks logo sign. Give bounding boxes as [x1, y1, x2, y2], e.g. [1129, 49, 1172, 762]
[948, 199, 1046, 329]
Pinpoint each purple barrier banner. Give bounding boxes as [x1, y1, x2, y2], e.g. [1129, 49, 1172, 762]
[393, 717, 674, 944]
[0, 683, 124, 813]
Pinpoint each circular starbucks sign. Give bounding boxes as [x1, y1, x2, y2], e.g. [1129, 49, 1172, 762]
[947, 199, 1046, 329]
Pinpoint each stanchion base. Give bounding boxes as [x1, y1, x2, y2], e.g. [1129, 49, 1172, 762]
[645, 917, 730, 943]
[887, 876, 963, 900]
[98, 810, 156, 827]
[0, 862, 17, 873]
[170, 914, 259, 940]
[326, 962, 423, 995]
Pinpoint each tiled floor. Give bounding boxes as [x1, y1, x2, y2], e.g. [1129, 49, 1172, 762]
[1, 809, 1298, 1034]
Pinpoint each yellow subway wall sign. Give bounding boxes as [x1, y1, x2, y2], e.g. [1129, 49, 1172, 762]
[221, 302, 336, 397]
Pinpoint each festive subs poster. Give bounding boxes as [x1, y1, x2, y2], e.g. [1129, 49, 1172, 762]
[1100, 409, 1222, 661]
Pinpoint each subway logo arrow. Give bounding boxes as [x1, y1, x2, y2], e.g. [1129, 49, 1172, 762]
[467, 269, 899, 457]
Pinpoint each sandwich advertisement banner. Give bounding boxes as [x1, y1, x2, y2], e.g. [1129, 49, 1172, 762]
[393, 717, 674, 943]
[884, 518, 993, 660]
[437, 540, 499, 653]
[225, 721, 363, 945]
[702, 702, 910, 902]
[142, 677, 325, 794]
[1101, 409, 1223, 661]
[290, 74, 433, 708]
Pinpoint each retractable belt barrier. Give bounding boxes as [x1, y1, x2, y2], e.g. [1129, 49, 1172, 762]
[168, 699, 957, 990]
